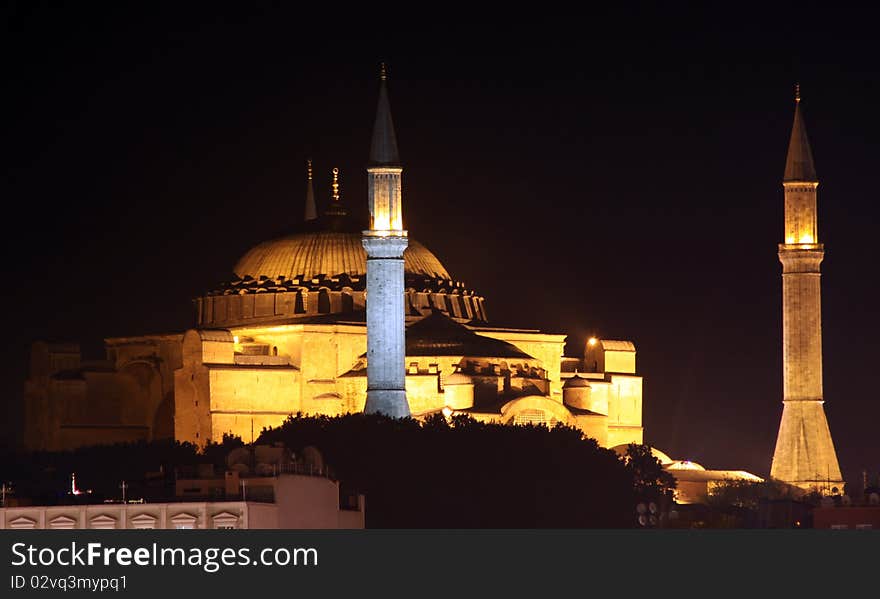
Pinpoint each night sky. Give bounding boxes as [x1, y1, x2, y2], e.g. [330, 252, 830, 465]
[5, 5, 879, 491]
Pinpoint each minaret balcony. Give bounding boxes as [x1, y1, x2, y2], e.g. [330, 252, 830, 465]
[778, 242, 823, 252]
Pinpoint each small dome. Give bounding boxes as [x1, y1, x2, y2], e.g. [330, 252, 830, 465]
[610, 445, 674, 466]
[666, 460, 706, 471]
[444, 372, 473, 386]
[563, 375, 590, 389]
[406, 311, 533, 359]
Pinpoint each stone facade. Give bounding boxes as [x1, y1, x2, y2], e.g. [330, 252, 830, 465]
[770, 97, 844, 493]
[23, 318, 645, 453]
[362, 234, 409, 417]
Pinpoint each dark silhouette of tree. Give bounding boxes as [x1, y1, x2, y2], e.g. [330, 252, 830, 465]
[622, 443, 677, 504]
[257, 413, 638, 528]
[2, 416, 648, 527]
[703, 478, 798, 511]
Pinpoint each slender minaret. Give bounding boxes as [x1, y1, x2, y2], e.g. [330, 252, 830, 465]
[770, 85, 844, 494]
[362, 63, 410, 417]
[304, 158, 317, 221]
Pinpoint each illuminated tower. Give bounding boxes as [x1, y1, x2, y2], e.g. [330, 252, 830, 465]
[362, 63, 410, 417]
[770, 86, 844, 493]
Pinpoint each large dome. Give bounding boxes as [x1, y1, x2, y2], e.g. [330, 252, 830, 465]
[232, 212, 450, 281]
[196, 213, 487, 329]
[234, 231, 450, 281]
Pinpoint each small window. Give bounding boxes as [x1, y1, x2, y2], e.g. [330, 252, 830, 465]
[318, 289, 331, 313]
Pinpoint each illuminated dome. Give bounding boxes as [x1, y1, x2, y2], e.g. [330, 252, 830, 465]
[196, 213, 488, 328]
[611, 444, 674, 465]
[666, 460, 706, 471]
[563, 374, 590, 389]
[234, 231, 450, 281]
[232, 208, 450, 280]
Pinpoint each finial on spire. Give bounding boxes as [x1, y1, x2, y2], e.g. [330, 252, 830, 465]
[795, 82, 801, 103]
[331, 167, 340, 202]
[380, 62, 387, 81]
[304, 158, 317, 221]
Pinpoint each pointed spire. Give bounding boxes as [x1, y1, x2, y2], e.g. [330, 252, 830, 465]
[304, 158, 317, 221]
[784, 84, 817, 182]
[369, 62, 401, 166]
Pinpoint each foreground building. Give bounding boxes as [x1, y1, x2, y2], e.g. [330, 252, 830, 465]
[0, 475, 364, 530]
[23, 70, 644, 452]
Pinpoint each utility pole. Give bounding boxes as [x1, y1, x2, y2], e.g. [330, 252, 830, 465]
[119, 480, 127, 503]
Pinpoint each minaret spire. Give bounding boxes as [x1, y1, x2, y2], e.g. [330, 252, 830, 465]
[369, 62, 401, 166]
[783, 84, 817, 183]
[362, 63, 410, 418]
[771, 90, 844, 495]
[304, 158, 317, 222]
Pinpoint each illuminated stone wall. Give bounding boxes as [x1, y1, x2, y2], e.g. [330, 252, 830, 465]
[606, 375, 643, 446]
[473, 330, 566, 398]
[26, 323, 644, 453]
[23, 337, 180, 452]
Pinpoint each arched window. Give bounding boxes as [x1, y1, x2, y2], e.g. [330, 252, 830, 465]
[294, 291, 307, 314]
[318, 289, 331, 313]
[341, 291, 354, 312]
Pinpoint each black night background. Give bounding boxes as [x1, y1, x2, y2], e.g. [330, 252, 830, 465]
[4, 4, 879, 494]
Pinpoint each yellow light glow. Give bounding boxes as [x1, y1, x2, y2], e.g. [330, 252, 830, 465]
[785, 236, 795, 244]
[798, 234, 814, 244]
[442, 406, 453, 419]
[233, 336, 239, 344]
[588, 337, 598, 347]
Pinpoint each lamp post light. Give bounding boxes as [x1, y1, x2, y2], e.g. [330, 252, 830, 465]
[636, 501, 663, 528]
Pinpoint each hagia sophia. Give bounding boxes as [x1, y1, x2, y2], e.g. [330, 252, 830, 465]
[21, 69, 840, 500]
[22, 70, 644, 458]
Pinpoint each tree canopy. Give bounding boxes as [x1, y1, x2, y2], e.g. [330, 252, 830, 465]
[257, 413, 639, 527]
[2, 415, 662, 527]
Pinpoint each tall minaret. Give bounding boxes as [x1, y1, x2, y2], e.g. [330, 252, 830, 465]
[362, 63, 410, 418]
[770, 85, 844, 494]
